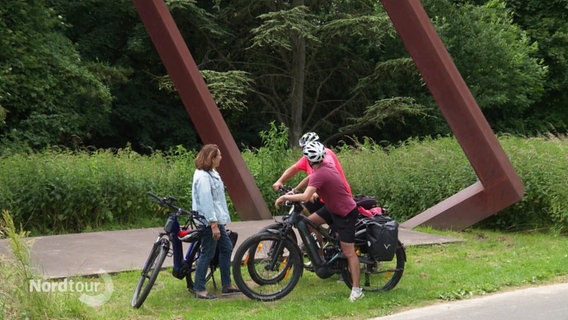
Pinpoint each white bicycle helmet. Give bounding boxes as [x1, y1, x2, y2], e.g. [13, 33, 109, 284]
[298, 132, 320, 147]
[303, 141, 326, 163]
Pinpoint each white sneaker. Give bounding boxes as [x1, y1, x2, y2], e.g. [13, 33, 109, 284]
[349, 288, 364, 302]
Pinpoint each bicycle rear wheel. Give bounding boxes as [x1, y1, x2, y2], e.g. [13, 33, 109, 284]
[341, 241, 406, 292]
[232, 233, 303, 301]
[184, 240, 216, 292]
[131, 238, 169, 308]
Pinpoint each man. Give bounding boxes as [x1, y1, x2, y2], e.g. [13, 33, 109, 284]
[274, 141, 363, 302]
[272, 132, 352, 213]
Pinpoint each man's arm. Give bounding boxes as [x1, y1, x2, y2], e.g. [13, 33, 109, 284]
[272, 165, 301, 191]
[275, 186, 317, 208]
[294, 176, 309, 191]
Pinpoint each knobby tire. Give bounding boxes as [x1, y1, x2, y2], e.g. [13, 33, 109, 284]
[341, 240, 406, 292]
[131, 239, 168, 308]
[232, 232, 303, 301]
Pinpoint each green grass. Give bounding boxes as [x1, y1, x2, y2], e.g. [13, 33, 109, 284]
[3, 227, 568, 319]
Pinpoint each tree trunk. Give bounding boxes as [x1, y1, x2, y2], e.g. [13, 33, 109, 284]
[289, 0, 306, 147]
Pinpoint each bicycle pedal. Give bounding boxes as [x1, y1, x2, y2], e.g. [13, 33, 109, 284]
[172, 261, 190, 279]
[172, 268, 185, 279]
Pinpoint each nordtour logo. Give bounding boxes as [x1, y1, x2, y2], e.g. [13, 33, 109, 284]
[29, 269, 114, 307]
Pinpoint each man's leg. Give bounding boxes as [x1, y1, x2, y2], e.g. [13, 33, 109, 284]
[307, 211, 327, 225]
[341, 241, 363, 301]
[340, 241, 360, 287]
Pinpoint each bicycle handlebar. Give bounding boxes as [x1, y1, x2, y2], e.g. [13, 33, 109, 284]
[278, 186, 302, 207]
[147, 192, 207, 224]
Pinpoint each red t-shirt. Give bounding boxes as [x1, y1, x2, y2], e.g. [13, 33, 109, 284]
[308, 161, 356, 217]
[294, 147, 352, 195]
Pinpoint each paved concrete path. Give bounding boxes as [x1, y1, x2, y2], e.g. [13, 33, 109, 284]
[0, 217, 460, 279]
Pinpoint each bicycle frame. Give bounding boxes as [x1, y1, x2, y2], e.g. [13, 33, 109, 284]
[267, 201, 347, 279]
[269, 195, 398, 276]
[231, 186, 406, 301]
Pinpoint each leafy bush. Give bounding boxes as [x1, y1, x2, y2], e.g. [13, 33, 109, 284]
[0, 131, 566, 235]
[481, 135, 568, 232]
[0, 147, 194, 235]
[338, 136, 476, 221]
[241, 121, 300, 207]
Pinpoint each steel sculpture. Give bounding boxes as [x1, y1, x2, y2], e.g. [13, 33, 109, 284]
[132, 0, 524, 229]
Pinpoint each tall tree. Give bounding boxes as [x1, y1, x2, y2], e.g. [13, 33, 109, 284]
[216, 0, 425, 146]
[50, 0, 259, 151]
[0, 0, 112, 150]
[424, 0, 547, 133]
[505, 0, 568, 134]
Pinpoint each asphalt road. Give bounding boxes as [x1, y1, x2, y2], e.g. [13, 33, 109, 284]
[371, 282, 568, 320]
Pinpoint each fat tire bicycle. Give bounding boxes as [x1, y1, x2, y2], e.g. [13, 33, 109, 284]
[131, 192, 220, 308]
[231, 187, 406, 301]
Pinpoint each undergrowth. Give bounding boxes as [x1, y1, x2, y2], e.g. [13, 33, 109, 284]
[0, 127, 566, 235]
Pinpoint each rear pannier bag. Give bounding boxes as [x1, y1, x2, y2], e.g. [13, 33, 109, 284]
[366, 216, 399, 261]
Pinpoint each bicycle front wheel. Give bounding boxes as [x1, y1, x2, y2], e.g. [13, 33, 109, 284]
[131, 238, 169, 308]
[232, 233, 303, 301]
[341, 241, 406, 292]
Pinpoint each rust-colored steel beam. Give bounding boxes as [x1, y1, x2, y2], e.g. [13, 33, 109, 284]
[132, 0, 271, 220]
[380, 0, 524, 230]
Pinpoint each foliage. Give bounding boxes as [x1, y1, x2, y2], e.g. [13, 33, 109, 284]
[0, 147, 195, 235]
[0, 210, 92, 319]
[0, 0, 113, 150]
[241, 121, 298, 206]
[0, 0, 563, 152]
[339, 136, 477, 220]
[338, 97, 429, 139]
[425, 0, 547, 133]
[504, 0, 568, 134]
[0, 133, 566, 235]
[241, 1, 419, 145]
[480, 135, 568, 232]
[157, 70, 254, 111]
[340, 135, 568, 233]
[47, 0, 200, 153]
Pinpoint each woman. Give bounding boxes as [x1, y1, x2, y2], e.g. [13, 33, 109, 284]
[192, 144, 240, 299]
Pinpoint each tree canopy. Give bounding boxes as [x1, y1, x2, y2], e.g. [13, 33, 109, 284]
[0, 0, 562, 152]
[0, 0, 112, 150]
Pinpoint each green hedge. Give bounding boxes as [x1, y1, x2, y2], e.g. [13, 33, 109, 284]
[0, 146, 196, 234]
[339, 135, 568, 232]
[0, 134, 566, 235]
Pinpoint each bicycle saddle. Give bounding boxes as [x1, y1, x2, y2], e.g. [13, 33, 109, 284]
[177, 229, 201, 242]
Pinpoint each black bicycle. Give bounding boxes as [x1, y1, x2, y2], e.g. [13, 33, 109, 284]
[231, 187, 406, 301]
[131, 192, 215, 308]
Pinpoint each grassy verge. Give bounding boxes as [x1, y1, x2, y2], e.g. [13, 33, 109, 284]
[3, 225, 568, 319]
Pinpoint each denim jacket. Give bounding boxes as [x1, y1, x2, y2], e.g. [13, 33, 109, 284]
[191, 169, 231, 227]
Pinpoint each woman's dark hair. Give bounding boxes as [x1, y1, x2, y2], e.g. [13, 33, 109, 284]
[195, 144, 219, 171]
